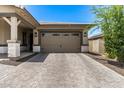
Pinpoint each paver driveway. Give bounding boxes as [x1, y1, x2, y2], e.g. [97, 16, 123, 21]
[0, 64, 15, 80]
[0, 53, 124, 88]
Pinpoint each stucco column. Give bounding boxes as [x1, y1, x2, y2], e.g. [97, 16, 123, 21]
[7, 40, 20, 58]
[81, 31, 89, 52]
[5, 17, 21, 58]
[33, 29, 40, 52]
[10, 17, 18, 40]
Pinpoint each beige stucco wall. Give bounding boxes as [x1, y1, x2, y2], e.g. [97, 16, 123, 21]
[81, 31, 89, 52]
[0, 18, 10, 45]
[0, 5, 15, 13]
[83, 31, 88, 45]
[0, 18, 32, 46]
[88, 37, 105, 55]
[37, 24, 88, 30]
[99, 38, 105, 54]
[89, 40, 93, 52]
[33, 29, 39, 45]
[0, 5, 39, 28]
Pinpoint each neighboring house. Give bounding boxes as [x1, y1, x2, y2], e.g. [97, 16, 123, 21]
[0, 5, 93, 58]
[88, 26, 105, 55]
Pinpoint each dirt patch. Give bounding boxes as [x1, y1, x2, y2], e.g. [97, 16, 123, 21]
[85, 53, 124, 76]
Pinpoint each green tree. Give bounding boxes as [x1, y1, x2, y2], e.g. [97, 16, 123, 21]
[93, 5, 124, 62]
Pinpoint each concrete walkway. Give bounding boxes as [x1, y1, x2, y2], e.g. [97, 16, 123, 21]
[0, 53, 124, 88]
[0, 52, 35, 61]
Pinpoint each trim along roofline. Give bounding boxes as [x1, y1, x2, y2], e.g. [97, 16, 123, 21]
[0, 5, 95, 30]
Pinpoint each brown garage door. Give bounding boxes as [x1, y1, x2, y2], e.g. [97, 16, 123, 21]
[41, 32, 81, 53]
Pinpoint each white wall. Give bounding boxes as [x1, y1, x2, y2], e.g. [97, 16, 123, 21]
[33, 46, 40, 52]
[0, 46, 28, 54]
[0, 46, 8, 53]
[81, 45, 89, 52]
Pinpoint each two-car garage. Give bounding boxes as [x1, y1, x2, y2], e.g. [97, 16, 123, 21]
[41, 32, 81, 53]
[35, 23, 91, 53]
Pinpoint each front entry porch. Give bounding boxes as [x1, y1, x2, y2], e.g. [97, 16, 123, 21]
[0, 16, 34, 59]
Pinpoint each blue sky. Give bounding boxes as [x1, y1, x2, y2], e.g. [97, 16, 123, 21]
[25, 5, 101, 37]
[25, 5, 95, 23]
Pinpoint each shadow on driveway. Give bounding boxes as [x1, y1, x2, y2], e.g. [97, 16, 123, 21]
[27, 53, 49, 62]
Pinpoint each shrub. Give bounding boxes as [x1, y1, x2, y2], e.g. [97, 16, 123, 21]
[93, 6, 124, 62]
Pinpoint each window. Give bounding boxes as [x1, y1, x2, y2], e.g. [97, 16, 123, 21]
[72, 33, 79, 36]
[42, 33, 45, 37]
[22, 32, 27, 45]
[52, 34, 60, 36]
[63, 34, 69, 36]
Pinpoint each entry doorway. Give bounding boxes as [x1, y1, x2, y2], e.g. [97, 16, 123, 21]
[29, 33, 33, 51]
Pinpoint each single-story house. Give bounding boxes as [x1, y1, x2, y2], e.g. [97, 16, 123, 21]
[0, 5, 93, 58]
[88, 26, 105, 55]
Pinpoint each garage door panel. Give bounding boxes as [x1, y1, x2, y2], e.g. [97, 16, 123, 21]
[41, 32, 81, 53]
